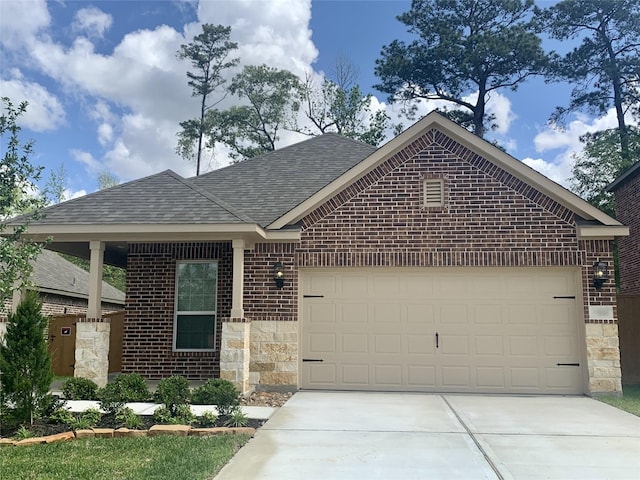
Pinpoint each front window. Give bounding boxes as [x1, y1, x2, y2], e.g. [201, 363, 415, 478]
[174, 261, 217, 351]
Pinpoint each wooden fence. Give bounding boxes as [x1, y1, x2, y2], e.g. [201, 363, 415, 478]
[618, 295, 640, 385]
[48, 311, 125, 377]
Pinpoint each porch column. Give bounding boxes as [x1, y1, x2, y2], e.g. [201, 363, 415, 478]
[11, 280, 22, 313]
[87, 240, 104, 319]
[230, 239, 245, 318]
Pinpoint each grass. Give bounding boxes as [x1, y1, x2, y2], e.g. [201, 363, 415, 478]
[0, 435, 250, 480]
[596, 384, 640, 417]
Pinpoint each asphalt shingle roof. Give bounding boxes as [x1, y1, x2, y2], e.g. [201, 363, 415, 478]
[33, 249, 125, 303]
[22, 134, 376, 228]
[190, 133, 377, 226]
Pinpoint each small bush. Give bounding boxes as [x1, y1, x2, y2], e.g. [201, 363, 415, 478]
[62, 377, 99, 400]
[49, 408, 75, 426]
[115, 407, 143, 429]
[154, 376, 190, 416]
[196, 410, 218, 427]
[224, 406, 248, 427]
[15, 426, 34, 440]
[77, 408, 101, 428]
[39, 394, 66, 418]
[152, 404, 194, 425]
[191, 379, 240, 416]
[99, 373, 151, 414]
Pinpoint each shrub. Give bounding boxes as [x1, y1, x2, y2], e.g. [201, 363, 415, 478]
[191, 379, 240, 416]
[152, 404, 194, 425]
[77, 408, 101, 428]
[115, 407, 143, 430]
[153, 376, 190, 416]
[62, 377, 99, 400]
[224, 406, 248, 427]
[0, 292, 53, 425]
[50, 408, 75, 426]
[99, 373, 151, 415]
[196, 410, 218, 427]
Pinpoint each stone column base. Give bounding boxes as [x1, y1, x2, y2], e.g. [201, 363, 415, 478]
[220, 320, 251, 394]
[74, 318, 110, 387]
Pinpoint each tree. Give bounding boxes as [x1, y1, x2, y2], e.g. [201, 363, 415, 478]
[570, 127, 639, 217]
[97, 171, 119, 190]
[300, 73, 391, 146]
[538, 0, 640, 162]
[0, 292, 53, 426]
[209, 65, 302, 161]
[0, 98, 45, 306]
[177, 24, 238, 175]
[375, 0, 548, 137]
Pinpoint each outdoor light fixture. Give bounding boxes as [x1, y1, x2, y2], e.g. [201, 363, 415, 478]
[273, 261, 285, 289]
[593, 261, 609, 290]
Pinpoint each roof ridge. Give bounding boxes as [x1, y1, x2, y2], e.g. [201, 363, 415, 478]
[167, 171, 256, 224]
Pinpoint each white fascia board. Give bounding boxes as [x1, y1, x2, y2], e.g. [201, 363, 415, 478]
[576, 225, 630, 240]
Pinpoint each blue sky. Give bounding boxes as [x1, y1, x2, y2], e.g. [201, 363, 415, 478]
[0, 0, 628, 199]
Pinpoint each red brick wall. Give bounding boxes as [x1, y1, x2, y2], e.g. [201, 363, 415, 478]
[123, 242, 232, 380]
[613, 172, 640, 294]
[299, 130, 581, 267]
[2, 294, 122, 318]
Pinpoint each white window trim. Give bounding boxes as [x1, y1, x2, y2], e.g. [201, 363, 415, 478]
[173, 260, 218, 352]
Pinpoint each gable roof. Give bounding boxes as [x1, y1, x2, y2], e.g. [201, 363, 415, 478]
[32, 249, 124, 304]
[269, 112, 628, 239]
[607, 161, 640, 192]
[9, 112, 627, 245]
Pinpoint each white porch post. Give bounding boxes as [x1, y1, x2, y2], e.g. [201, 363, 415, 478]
[11, 281, 22, 313]
[87, 240, 104, 319]
[230, 239, 245, 318]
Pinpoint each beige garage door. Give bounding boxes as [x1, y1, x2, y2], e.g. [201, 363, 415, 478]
[301, 268, 583, 394]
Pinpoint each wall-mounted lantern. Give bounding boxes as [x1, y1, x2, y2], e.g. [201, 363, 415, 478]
[273, 261, 285, 289]
[593, 262, 609, 290]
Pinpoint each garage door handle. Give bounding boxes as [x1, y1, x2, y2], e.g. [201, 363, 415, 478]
[302, 358, 324, 362]
[556, 363, 580, 366]
[435, 332, 439, 349]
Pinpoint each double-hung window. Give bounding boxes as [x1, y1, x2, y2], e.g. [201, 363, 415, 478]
[174, 261, 217, 351]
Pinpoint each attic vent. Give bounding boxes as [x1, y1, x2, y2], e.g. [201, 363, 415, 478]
[424, 179, 444, 207]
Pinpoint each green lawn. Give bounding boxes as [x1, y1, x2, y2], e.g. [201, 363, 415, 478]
[0, 435, 250, 480]
[597, 384, 640, 417]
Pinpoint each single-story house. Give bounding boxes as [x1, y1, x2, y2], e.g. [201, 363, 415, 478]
[1, 249, 125, 317]
[10, 112, 628, 394]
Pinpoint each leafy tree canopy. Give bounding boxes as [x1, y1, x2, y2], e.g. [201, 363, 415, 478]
[208, 65, 302, 161]
[570, 127, 639, 217]
[0, 98, 45, 306]
[375, 0, 548, 137]
[538, 0, 640, 161]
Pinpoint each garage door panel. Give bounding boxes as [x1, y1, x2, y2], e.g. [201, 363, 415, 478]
[342, 333, 368, 353]
[302, 268, 583, 394]
[440, 304, 469, 324]
[342, 364, 369, 385]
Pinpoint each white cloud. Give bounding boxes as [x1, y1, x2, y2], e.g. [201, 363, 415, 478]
[72, 7, 113, 38]
[522, 157, 572, 186]
[0, 75, 65, 131]
[71, 149, 101, 172]
[63, 188, 87, 201]
[0, 0, 50, 47]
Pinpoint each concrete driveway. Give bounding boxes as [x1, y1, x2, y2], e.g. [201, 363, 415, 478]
[215, 391, 640, 480]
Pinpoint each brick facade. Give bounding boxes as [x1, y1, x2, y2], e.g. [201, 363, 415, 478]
[120, 128, 620, 393]
[1, 294, 122, 319]
[612, 169, 640, 294]
[123, 242, 232, 379]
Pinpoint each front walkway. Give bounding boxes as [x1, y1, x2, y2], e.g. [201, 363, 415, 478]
[215, 391, 640, 480]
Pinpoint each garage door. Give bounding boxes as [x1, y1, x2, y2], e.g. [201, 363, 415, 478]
[301, 268, 583, 394]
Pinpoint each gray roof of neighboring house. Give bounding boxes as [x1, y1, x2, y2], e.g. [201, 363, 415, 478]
[18, 134, 376, 229]
[607, 161, 640, 192]
[32, 249, 125, 304]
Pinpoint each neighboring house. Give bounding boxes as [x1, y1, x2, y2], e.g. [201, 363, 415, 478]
[608, 161, 640, 294]
[607, 161, 640, 384]
[1, 249, 125, 316]
[11, 112, 628, 394]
